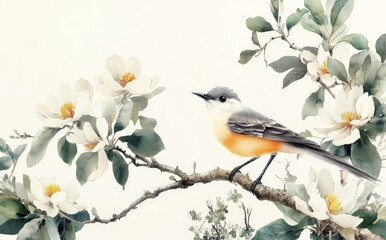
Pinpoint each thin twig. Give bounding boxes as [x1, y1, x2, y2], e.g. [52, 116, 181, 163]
[316, 75, 335, 98]
[9, 130, 33, 139]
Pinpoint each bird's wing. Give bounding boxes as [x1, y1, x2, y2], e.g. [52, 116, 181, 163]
[227, 108, 320, 148]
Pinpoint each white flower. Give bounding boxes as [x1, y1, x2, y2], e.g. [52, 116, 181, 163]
[294, 168, 364, 228]
[29, 177, 83, 217]
[66, 118, 109, 180]
[97, 55, 159, 96]
[300, 46, 336, 86]
[318, 86, 375, 146]
[35, 79, 93, 128]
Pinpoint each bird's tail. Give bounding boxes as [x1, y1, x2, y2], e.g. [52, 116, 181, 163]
[294, 144, 379, 183]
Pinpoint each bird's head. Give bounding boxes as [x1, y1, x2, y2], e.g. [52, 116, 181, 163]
[193, 87, 243, 116]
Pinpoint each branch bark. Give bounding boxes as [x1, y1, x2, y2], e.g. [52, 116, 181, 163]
[84, 167, 294, 224]
[80, 157, 382, 240]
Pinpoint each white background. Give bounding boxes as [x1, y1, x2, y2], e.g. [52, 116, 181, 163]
[0, 0, 385, 239]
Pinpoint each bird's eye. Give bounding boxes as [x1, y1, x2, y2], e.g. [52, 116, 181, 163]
[219, 96, 227, 102]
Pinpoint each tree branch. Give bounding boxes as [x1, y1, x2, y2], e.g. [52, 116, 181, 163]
[84, 168, 295, 224]
[78, 160, 381, 239]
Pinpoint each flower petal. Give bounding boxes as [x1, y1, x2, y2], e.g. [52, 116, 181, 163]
[88, 150, 109, 180]
[316, 169, 334, 196]
[57, 83, 74, 104]
[125, 76, 158, 95]
[34, 200, 58, 217]
[106, 55, 127, 80]
[319, 108, 336, 125]
[332, 128, 360, 146]
[29, 178, 48, 203]
[330, 213, 362, 228]
[126, 57, 142, 77]
[300, 50, 317, 63]
[51, 192, 67, 205]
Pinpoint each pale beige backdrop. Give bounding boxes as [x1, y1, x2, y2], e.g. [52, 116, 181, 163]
[0, 0, 385, 239]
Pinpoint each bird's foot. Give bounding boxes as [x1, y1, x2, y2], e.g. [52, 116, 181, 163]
[228, 168, 241, 182]
[250, 177, 262, 192]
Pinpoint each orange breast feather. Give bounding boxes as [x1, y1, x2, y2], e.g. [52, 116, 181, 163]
[221, 131, 282, 157]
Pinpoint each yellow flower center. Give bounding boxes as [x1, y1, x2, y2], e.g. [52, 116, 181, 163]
[340, 112, 361, 127]
[120, 72, 136, 87]
[44, 184, 61, 198]
[324, 194, 343, 215]
[60, 102, 75, 119]
[320, 61, 329, 75]
[84, 142, 97, 150]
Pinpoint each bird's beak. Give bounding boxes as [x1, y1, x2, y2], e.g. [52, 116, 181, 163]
[192, 92, 210, 101]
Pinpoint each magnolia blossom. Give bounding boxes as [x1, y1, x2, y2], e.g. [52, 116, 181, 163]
[35, 79, 93, 128]
[294, 169, 364, 229]
[300, 45, 347, 86]
[29, 177, 83, 217]
[67, 118, 109, 180]
[318, 86, 374, 146]
[97, 55, 159, 96]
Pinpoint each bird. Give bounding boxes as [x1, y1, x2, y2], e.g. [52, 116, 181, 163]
[193, 86, 378, 190]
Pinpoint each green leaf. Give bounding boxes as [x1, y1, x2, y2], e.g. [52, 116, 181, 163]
[270, 0, 281, 22]
[301, 87, 325, 120]
[282, 66, 308, 88]
[111, 151, 129, 189]
[274, 202, 307, 224]
[321, 140, 350, 159]
[299, 129, 313, 138]
[0, 156, 12, 171]
[351, 133, 381, 178]
[251, 31, 260, 47]
[239, 49, 259, 64]
[352, 208, 377, 228]
[348, 51, 371, 77]
[252, 217, 315, 240]
[246, 16, 274, 32]
[17, 218, 41, 239]
[0, 217, 34, 235]
[57, 136, 77, 165]
[327, 57, 348, 82]
[144, 86, 166, 100]
[0, 138, 7, 153]
[368, 219, 386, 238]
[376, 34, 386, 62]
[59, 221, 76, 240]
[302, 46, 318, 55]
[119, 129, 165, 157]
[13, 144, 27, 161]
[330, 0, 354, 31]
[361, 98, 386, 138]
[130, 96, 149, 124]
[269, 56, 305, 73]
[26, 127, 61, 167]
[339, 33, 369, 50]
[286, 8, 309, 31]
[68, 210, 90, 232]
[304, 0, 326, 25]
[301, 14, 322, 36]
[372, 63, 386, 96]
[139, 116, 157, 130]
[77, 115, 97, 132]
[285, 183, 309, 202]
[0, 197, 29, 219]
[310, 233, 324, 240]
[101, 97, 117, 133]
[75, 152, 99, 185]
[114, 101, 133, 133]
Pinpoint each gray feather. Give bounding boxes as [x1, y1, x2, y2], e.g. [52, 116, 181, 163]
[227, 108, 378, 182]
[207, 87, 241, 101]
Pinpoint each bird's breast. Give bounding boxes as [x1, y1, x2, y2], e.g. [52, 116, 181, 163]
[211, 117, 282, 157]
